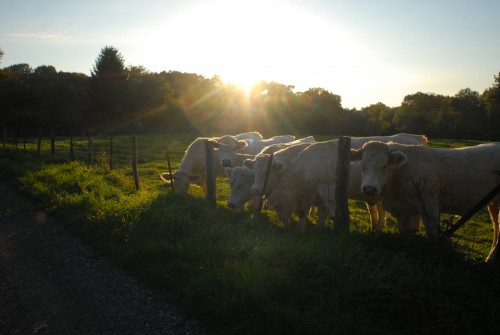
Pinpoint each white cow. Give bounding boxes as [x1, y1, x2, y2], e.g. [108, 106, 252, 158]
[350, 140, 500, 262]
[225, 165, 256, 210]
[230, 131, 264, 142]
[160, 132, 262, 195]
[244, 142, 315, 198]
[265, 134, 428, 230]
[226, 141, 314, 210]
[212, 134, 297, 168]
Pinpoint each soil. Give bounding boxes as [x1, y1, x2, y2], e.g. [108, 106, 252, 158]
[0, 182, 207, 335]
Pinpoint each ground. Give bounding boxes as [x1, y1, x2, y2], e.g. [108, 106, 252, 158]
[0, 182, 206, 335]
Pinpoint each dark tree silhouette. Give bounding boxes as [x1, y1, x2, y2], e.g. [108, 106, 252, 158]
[87, 46, 128, 131]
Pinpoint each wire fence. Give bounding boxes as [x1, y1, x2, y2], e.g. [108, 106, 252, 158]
[2, 126, 143, 190]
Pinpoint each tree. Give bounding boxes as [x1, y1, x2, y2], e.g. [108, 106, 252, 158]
[356, 103, 396, 135]
[5, 63, 33, 77]
[299, 88, 343, 134]
[394, 92, 457, 138]
[452, 88, 487, 139]
[87, 46, 128, 131]
[482, 72, 500, 140]
[0, 47, 4, 65]
[34, 65, 57, 76]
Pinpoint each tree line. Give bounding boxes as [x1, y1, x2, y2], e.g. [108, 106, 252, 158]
[1, 46, 500, 140]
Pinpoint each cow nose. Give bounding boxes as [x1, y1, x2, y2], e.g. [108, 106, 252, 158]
[222, 159, 232, 167]
[362, 185, 378, 196]
[251, 187, 261, 196]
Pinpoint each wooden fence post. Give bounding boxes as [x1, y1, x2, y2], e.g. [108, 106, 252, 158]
[3, 126, 6, 148]
[50, 129, 55, 155]
[258, 153, 274, 212]
[165, 141, 174, 191]
[23, 133, 26, 151]
[132, 135, 140, 191]
[333, 136, 351, 232]
[205, 140, 216, 208]
[88, 129, 94, 165]
[109, 136, 113, 171]
[13, 130, 17, 148]
[37, 128, 42, 154]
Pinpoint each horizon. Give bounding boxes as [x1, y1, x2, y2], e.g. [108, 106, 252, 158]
[1, 0, 499, 109]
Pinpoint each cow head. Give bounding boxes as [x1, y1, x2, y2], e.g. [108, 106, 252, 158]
[161, 170, 201, 194]
[248, 156, 286, 196]
[350, 141, 407, 196]
[214, 135, 248, 167]
[225, 166, 255, 209]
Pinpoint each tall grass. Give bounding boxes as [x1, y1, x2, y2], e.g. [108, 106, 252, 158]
[1, 134, 499, 334]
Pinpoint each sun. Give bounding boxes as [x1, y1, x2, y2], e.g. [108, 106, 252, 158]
[140, 0, 377, 107]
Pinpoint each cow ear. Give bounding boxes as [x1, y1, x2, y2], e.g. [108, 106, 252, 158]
[350, 149, 362, 161]
[188, 173, 201, 182]
[236, 140, 248, 150]
[161, 172, 174, 181]
[388, 151, 407, 167]
[243, 159, 255, 169]
[225, 167, 233, 177]
[273, 158, 286, 173]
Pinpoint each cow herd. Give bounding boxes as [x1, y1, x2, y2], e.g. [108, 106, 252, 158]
[161, 131, 500, 262]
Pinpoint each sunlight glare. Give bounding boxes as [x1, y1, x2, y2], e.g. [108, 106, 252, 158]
[139, 0, 392, 107]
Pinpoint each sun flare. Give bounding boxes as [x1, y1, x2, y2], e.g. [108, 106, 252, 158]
[140, 0, 383, 107]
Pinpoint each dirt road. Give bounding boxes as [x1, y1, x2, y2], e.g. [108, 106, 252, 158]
[0, 182, 206, 335]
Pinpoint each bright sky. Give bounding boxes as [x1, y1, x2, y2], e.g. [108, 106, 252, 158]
[1, 0, 499, 109]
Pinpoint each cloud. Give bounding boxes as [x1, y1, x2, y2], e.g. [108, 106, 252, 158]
[3, 31, 70, 43]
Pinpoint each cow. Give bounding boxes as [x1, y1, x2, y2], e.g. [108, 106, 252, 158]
[225, 139, 315, 209]
[212, 134, 297, 168]
[264, 140, 372, 230]
[225, 165, 255, 210]
[226, 141, 314, 210]
[160, 132, 262, 195]
[350, 140, 500, 262]
[264, 134, 428, 230]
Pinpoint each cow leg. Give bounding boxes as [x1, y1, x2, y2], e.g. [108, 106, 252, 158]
[486, 204, 500, 263]
[296, 198, 313, 231]
[419, 200, 441, 240]
[366, 203, 379, 230]
[316, 206, 329, 229]
[366, 202, 384, 231]
[376, 201, 386, 230]
[397, 214, 421, 234]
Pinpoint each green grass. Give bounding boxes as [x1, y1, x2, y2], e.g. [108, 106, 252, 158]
[1, 134, 499, 335]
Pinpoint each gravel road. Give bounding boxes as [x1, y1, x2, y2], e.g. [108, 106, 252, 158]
[0, 182, 207, 335]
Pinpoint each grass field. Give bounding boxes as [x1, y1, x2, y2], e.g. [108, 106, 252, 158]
[1, 133, 499, 334]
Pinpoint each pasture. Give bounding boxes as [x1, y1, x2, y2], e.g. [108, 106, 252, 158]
[1, 133, 499, 334]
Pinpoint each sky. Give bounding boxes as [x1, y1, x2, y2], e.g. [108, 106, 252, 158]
[1, 0, 499, 109]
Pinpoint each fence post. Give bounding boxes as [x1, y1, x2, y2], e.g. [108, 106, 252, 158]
[132, 135, 140, 191]
[23, 133, 26, 151]
[50, 129, 55, 155]
[69, 135, 74, 161]
[333, 136, 351, 232]
[258, 153, 274, 212]
[109, 135, 113, 171]
[37, 128, 42, 154]
[165, 141, 174, 191]
[205, 140, 216, 208]
[88, 129, 94, 165]
[13, 130, 17, 148]
[3, 126, 6, 148]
